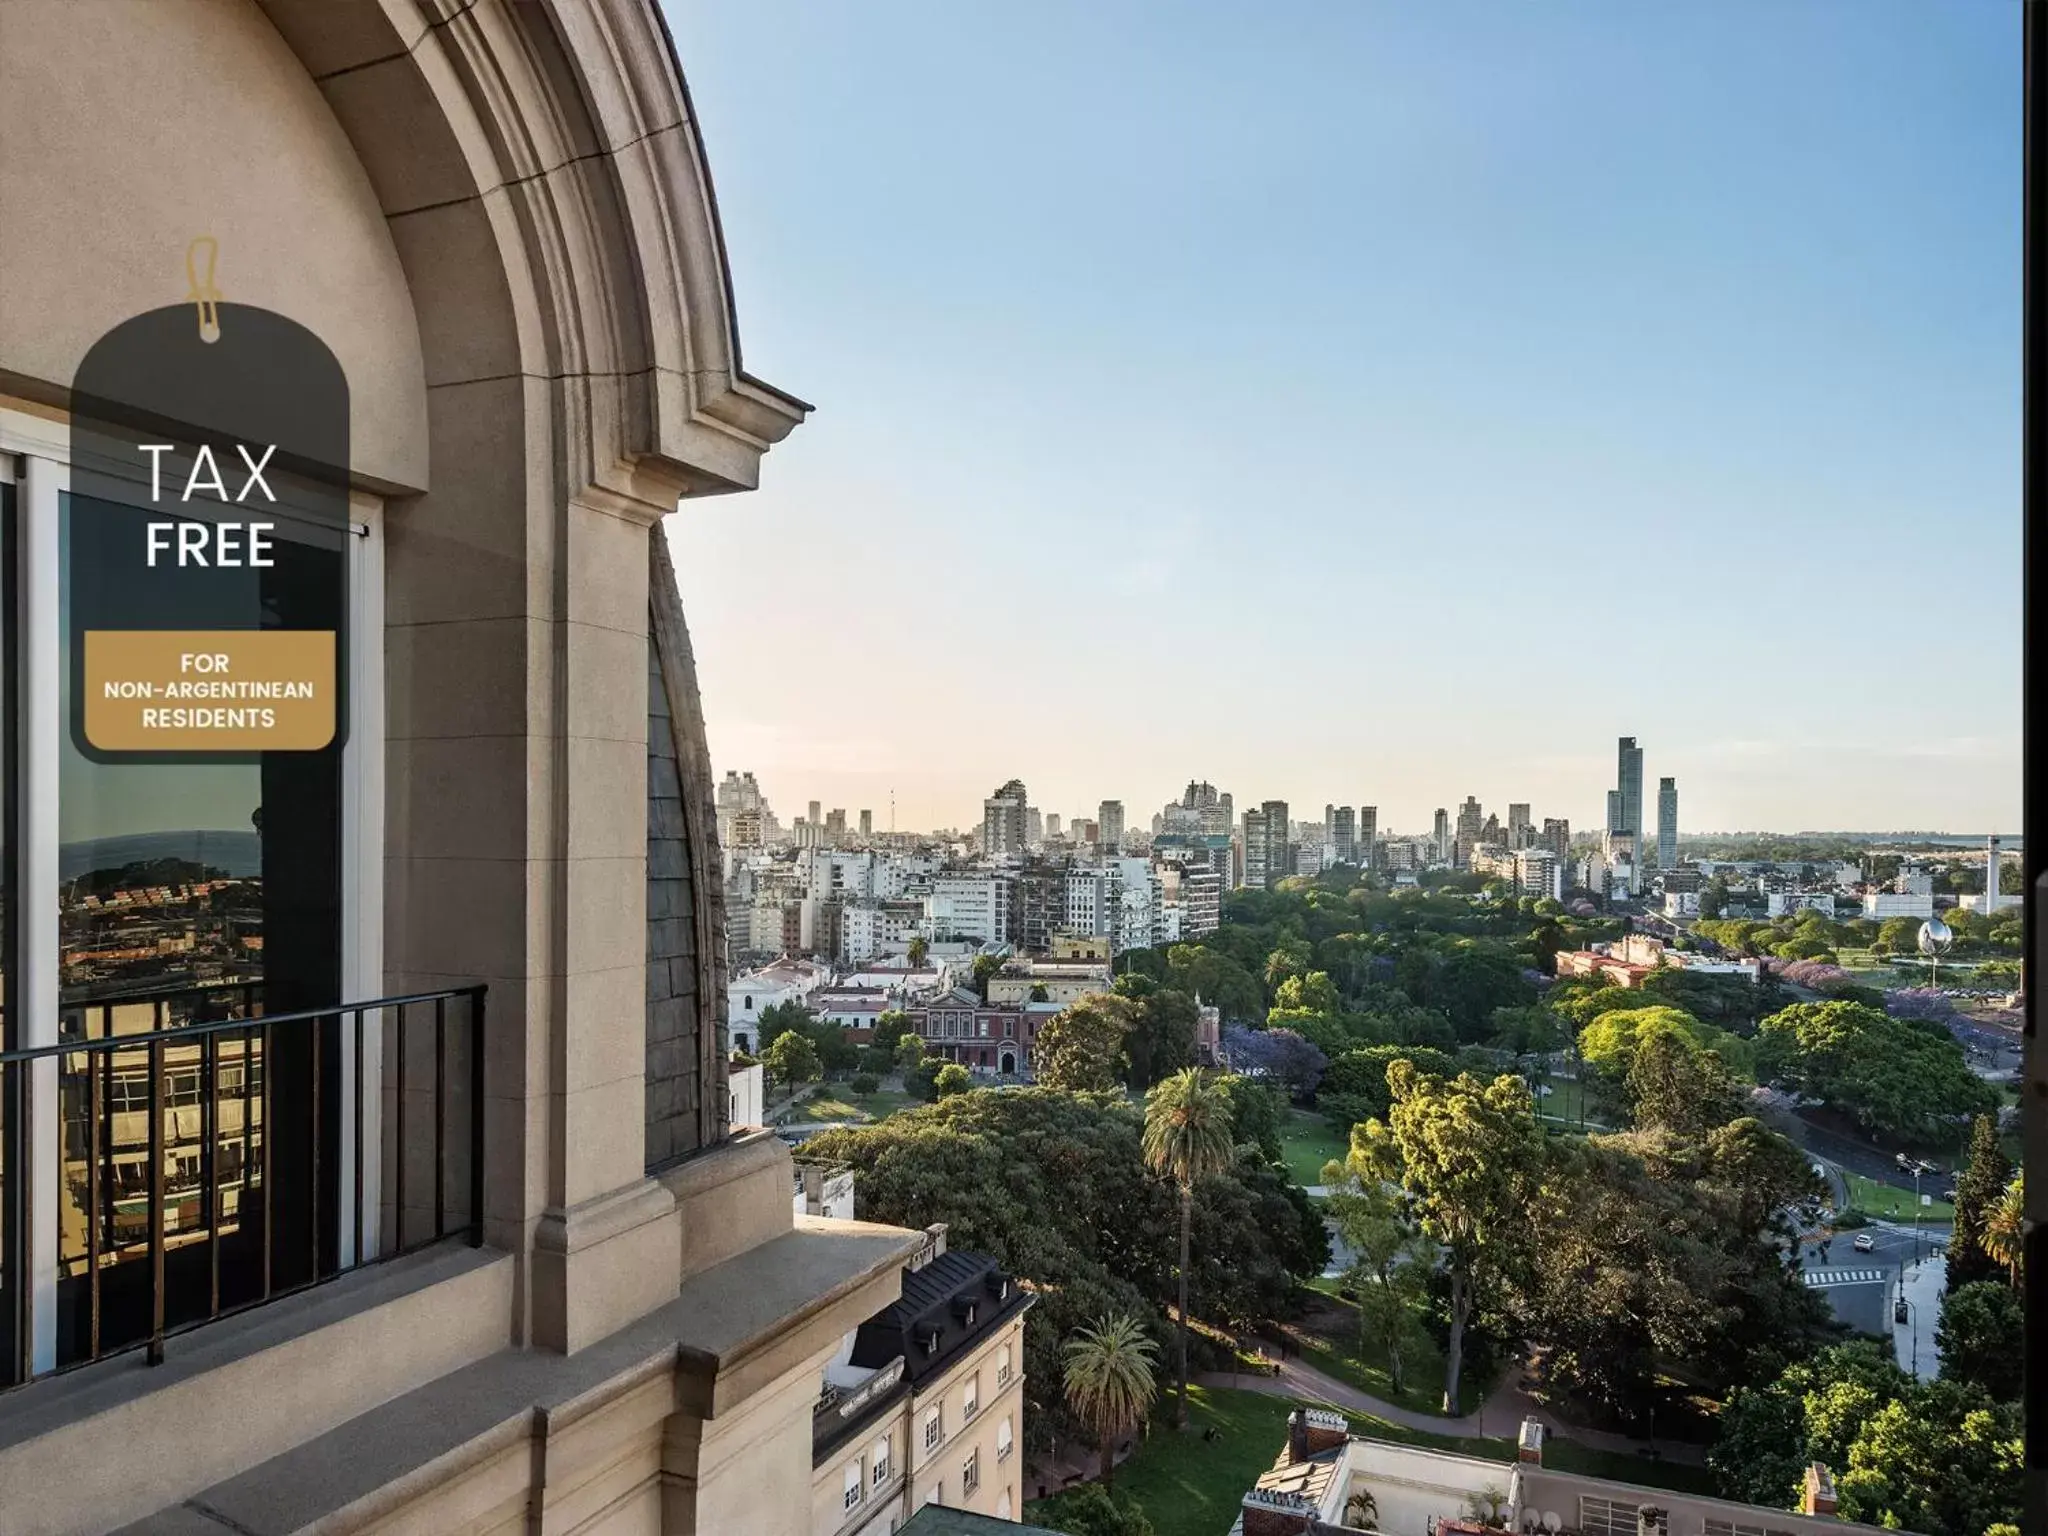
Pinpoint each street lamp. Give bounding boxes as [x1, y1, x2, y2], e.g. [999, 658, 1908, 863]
[1895, 1154, 1936, 1263]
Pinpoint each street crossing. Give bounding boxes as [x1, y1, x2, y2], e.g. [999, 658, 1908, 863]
[1801, 1267, 1888, 1288]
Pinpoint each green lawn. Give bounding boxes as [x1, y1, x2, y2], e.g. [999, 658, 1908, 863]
[1842, 1169, 1953, 1222]
[1280, 1109, 1348, 1186]
[781, 1087, 915, 1124]
[1027, 1385, 1712, 1536]
[1532, 1073, 1595, 1128]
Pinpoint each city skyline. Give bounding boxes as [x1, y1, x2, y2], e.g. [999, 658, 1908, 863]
[667, 2, 2020, 836]
[714, 761, 2015, 845]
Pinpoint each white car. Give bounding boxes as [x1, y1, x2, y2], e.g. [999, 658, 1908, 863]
[1853, 1234, 1876, 1253]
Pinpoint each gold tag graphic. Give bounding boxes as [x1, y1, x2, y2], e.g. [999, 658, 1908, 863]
[84, 630, 335, 751]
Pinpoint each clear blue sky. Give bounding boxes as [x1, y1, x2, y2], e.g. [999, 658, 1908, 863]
[662, 1, 2020, 837]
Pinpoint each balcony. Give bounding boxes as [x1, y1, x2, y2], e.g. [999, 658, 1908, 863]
[1, 981, 486, 1387]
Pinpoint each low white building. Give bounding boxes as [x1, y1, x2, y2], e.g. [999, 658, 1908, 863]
[729, 959, 832, 1043]
[729, 1061, 765, 1128]
[1767, 891, 1838, 917]
[1230, 1409, 1893, 1536]
[1663, 890, 1699, 918]
[1863, 891, 1935, 919]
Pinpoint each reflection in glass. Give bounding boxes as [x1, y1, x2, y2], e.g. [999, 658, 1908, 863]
[55, 490, 340, 1362]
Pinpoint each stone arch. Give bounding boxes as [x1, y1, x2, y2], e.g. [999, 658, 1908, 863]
[250, 0, 807, 1298]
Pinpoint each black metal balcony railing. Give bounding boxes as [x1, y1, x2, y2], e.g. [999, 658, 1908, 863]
[0, 983, 486, 1389]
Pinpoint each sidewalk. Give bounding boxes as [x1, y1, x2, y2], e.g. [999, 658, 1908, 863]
[1891, 1251, 1945, 1381]
[1193, 1354, 1706, 1467]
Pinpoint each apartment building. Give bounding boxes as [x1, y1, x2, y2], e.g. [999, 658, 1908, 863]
[1511, 847, 1563, 901]
[1241, 801, 1290, 891]
[927, 876, 1013, 947]
[981, 782, 1028, 857]
[813, 1243, 1033, 1533]
[842, 901, 926, 965]
[0, 6, 944, 1532]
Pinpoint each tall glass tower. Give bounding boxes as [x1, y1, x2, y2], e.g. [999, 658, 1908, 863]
[1615, 737, 1644, 894]
[1657, 777, 1678, 872]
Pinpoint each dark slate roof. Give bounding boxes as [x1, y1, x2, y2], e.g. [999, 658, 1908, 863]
[847, 1250, 1033, 1388]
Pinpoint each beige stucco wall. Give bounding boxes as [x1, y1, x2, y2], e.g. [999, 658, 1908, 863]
[0, 0, 429, 489]
[904, 1315, 1027, 1519]
[809, 1313, 1026, 1535]
[811, 1414, 910, 1536]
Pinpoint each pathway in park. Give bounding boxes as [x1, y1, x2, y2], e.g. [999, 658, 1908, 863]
[1192, 1355, 1707, 1467]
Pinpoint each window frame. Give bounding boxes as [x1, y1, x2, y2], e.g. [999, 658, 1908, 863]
[0, 402, 387, 1376]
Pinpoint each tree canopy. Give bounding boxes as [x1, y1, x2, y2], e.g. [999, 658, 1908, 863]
[1352, 1062, 1544, 1414]
[1578, 1005, 1753, 1083]
[1753, 1000, 1995, 1141]
[1711, 1340, 2021, 1535]
[1035, 994, 1136, 1093]
[805, 1088, 1326, 1449]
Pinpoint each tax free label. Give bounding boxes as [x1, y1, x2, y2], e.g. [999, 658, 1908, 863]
[68, 302, 350, 763]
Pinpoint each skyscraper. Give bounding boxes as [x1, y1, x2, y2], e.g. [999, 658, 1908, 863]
[1615, 738, 1644, 894]
[1656, 778, 1677, 873]
[1359, 806, 1378, 868]
[1507, 803, 1531, 849]
[808, 798, 822, 828]
[1542, 818, 1571, 859]
[1454, 796, 1485, 868]
[982, 778, 1028, 855]
[1432, 808, 1450, 863]
[859, 808, 873, 838]
[1242, 801, 1290, 890]
[1099, 800, 1125, 852]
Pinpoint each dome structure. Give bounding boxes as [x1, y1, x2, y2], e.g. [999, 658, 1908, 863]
[1917, 917, 1954, 955]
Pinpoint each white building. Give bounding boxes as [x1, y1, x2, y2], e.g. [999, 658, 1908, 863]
[1663, 890, 1699, 918]
[1064, 867, 1116, 938]
[1112, 856, 1164, 953]
[841, 900, 923, 964]
[927, 875, 1012, 946]
[729, 960, 832, 1047]
[730, 1062, 765, 1128]
[1864, 891, 1935, 919]
[1512, 847, 1563, 900]
[1767, 891, 1838, 917]
[1228, 1409, 1890, 1536]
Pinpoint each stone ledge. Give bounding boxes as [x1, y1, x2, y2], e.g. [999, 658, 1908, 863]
[1, 1242, 514, 1536]
[113, 1218, 923, 1535]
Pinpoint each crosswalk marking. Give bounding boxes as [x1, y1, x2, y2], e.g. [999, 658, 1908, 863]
[1803, 1267, 1887, 1288]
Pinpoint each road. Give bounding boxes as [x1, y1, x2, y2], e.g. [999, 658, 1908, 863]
[1793, 1213, 1947, 1357]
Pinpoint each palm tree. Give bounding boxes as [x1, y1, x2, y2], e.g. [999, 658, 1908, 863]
[1985, 1172, 2025, 1287]
[1061, 1314, 1159, 1491]
[1142, 1067, 1239, 1426]
[906, 934, 929, 968]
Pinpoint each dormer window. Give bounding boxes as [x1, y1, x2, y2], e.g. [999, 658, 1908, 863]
[950, 1295, 977, 1327]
